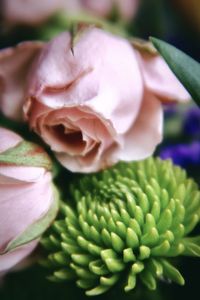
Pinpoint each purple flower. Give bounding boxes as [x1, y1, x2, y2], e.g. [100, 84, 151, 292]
[160, 142, 200, 168]
[183, 107, 200, 137]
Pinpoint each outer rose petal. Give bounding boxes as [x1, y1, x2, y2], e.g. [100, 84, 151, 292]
[0, 166, 46, 183]
[0, 240, 38, 272]
[0, 172, 53, 250]
[0, 127, 22, 153]
[0, 42, 44, 121]
[137, 51, 190, 102]
[3, 0, 63, 25]
[25, 28, 143, 135]
[114, 90, 163, 161]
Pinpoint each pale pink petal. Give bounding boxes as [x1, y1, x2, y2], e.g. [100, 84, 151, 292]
[0, 166, 46, 183]
[137, 51, 190, 102]
[0, 127, 22, 153]
[81, 0, 113, 17]
[4, 0, 63, 25]
[116, 0, 139, 21]
[64, 0, 83, 13]
[56, 149, 103, 173]
[26, 32, 78, 100]
[113, 90, 163, 161]
[0, 42, 43, 121]
[0, 172, 53, 249]
[0, 240, 38, 272]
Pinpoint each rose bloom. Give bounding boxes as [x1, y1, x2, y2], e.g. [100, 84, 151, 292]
[0, 28, 189, 173]
[0, 127, 55, 274]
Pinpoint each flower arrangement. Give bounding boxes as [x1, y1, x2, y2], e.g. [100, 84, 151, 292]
[0, 1, 199, 300]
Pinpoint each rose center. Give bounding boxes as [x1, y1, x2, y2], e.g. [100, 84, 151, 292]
[52, 124, 86, 150]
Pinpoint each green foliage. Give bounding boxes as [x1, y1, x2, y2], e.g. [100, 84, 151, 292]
[0, 265, 164, 300]
[41, 158, 200, 296]
[150, 37, 200, 107]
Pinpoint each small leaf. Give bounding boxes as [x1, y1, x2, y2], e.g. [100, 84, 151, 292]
[124, 272, 136, 292]
[123, 248, 136, 263]
[126, 228, 139, 249]
[150, 37, 200, 106]
[77, 278, 96, 289]
[183, 242, 200, 257]
[160, 259, 185, 285]
[89, 260, 109, 276]
[71, 254, 94, 266]
[140, 270, 157, 290]
[100, 274, 119, 286]
[111, 232, 124, 253]
[86, 284, 110, 296]
[54, 269, 76, 280]
[104, 258, 125, 273]
[132, 261, 144, 274]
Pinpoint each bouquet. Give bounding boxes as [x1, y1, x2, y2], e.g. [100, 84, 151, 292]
[0, 1, 199, 299]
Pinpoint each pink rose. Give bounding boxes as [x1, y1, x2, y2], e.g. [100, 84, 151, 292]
[0, 127, 58, 274]
[0, 42, 43, 121]
[2, 0, 139, 27]
[2, 0, 64, 26]
[81, 0, 139, 21]
[0, 28, 189, 173]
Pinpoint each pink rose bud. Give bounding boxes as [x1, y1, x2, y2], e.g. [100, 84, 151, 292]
[2, 0, 64, 26]
[0, 28, 190, 173]
[0, 127, 58, 274]
[82, 0, 139, 21]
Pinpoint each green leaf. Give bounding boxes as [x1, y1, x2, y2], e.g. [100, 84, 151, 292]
[150, 37, 200, 107]
[1, 187, 59, 253]
[0, 141, 52, 170]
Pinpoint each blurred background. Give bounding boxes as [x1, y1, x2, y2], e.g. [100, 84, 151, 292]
[0, 1, 199, 299]
[0, 0, 200, 61]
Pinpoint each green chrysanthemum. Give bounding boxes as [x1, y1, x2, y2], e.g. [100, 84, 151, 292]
[41, 158, 200, 296]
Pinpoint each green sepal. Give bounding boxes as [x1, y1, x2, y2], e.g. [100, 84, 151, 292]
[0, 141, 52, 170]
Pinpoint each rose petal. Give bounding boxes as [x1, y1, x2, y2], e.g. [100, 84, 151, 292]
[82, 0, 113, 17]
[0, 172, 53, 249]
[137, 50, 190, 102]
[0, 240, 38, 272]
[56, 148, 103, 173]
[116, 0, 139, 21]
[0, 127, 22, 153]
[0, 166, 46, 183]
[113, 90, 163, 161]
[0, 41, 43, 121]
[4, 0, 63, 25]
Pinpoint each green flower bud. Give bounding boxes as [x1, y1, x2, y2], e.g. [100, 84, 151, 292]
[41, 158, 200, 296]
